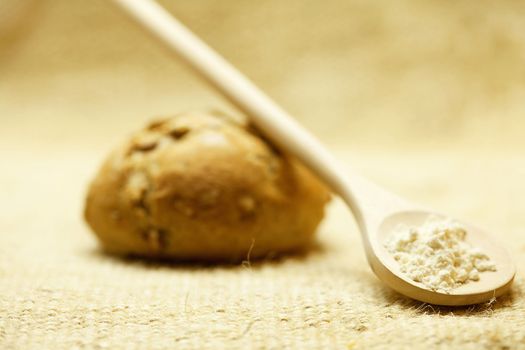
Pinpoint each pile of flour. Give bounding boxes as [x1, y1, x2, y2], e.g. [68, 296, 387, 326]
[385, 217, 496, 293]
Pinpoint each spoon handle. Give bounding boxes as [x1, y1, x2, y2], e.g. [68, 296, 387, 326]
[112, 0, 367, 230]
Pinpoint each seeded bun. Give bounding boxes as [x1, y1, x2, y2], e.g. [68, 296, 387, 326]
[84, 112, 330, 262]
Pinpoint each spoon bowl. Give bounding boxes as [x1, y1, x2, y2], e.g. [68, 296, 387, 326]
[370, 210, 516, 306]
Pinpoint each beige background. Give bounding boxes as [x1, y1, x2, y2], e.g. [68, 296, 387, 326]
[1, 0, 524, 349]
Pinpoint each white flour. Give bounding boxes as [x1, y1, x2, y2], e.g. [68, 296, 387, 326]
[385, 217, 496, 293]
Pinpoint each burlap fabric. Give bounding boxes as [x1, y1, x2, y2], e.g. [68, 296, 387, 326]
[1, 149, 523, 349]
[1, 1, 524, 348]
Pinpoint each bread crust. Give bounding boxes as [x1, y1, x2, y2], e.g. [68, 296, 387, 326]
[84, 112, 330, 262]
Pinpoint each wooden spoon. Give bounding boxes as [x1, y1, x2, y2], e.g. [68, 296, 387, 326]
[112, 0, 516, 305]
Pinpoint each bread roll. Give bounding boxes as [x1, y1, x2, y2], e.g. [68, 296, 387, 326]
[84, 112, 330, 262]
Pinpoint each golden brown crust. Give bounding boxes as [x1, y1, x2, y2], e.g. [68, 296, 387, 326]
[84, 112, 330, 262]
